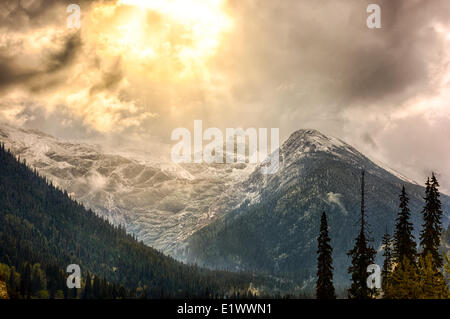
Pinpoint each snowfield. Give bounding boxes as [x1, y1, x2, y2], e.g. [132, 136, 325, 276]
[0, 123, 253, 256]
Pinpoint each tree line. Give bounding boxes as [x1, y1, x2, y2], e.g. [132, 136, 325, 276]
[0, 142, 261, 299]
[1, 138, 448, 299]
[316, 170, 449, 299]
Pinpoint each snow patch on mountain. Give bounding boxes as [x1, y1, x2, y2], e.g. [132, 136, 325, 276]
[0, 123, 253, 256]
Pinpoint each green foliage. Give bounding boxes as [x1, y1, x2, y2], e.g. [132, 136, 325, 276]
[0, 263, 11, 282]
[383, 175, 449, 299]
[36, 289, 49, 299]
[384, 257, 421, 299]
[385, 254, 448, 299]
[416, 254, 448, 299]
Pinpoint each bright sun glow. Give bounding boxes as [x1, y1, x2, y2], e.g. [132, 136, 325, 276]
[87, 0, 233, 81]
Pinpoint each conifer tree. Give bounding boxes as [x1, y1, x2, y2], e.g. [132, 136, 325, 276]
[393, 186, 416, 263]
[347, 171, 376, 299]
[417, 253, 448, 299]
[93, 276, 100, 299]
[0, 144, 259, 299]
[20, 263, 32, 299]
[384, 257, 421, 299]
[316, 212, 336, 299]
[381, 231, 392, 293]
[83, 273, 92, 299]
[8, 267, 16, 294]
[420, 173, 444, 269]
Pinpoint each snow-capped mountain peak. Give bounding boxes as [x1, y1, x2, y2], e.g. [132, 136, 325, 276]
[282, 129, 362, 163]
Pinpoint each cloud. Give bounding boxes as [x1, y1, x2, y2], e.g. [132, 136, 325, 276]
[89, 57, 124, 95]
[46, 32, 82, 73]
[0, 32, 82, 92]
[218, 0, 450, 112]
[0, 0, 156, 133]
[0, 0, 449, 191]
[327, 192, 348, 216]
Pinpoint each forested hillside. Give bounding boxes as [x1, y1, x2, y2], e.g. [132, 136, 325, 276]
[185, 130, 450, 290]
[0, 143, 257, 298]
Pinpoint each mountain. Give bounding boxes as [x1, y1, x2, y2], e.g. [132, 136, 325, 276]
[2, 123, 448, 293]
[184, 129, 450, 290]
[0, 123, 253, 256]
[0, 142, 261, 298]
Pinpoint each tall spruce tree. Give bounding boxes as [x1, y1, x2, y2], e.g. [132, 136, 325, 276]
[420, 173, 444, 269]
[316, 212, 336, 299]
[347, 170, 376, 299]
[381, 231, 392, 293]
[393, 186, 417, 263]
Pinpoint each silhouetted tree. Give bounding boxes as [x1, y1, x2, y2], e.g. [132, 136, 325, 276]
[420, 173, 444, 269]
[316, 212, 336, 299]
[347, 171, 376, 299]
[381, 231, 392, 294]
[393, 186, 416, 263]
[83, 273, 92, 299]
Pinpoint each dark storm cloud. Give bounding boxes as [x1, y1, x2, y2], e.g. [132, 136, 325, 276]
[0, 0, 72, 29]
[0, 0, 125, 94]
[0, 0, 111, 29]
[0, 0, 84, 93]
[205, 0, 450, 192]
[2, 0, 449, 120]
[47, 32, 82, 72]
[0, 0, 449, 191]
[89, 57, 124, 95]
[0, 54, 38, 88]
[0, 0, 55, 28]
[0, 32, 82, 92]
[341, 0, 448, 105]
[221, 0, 450, 118]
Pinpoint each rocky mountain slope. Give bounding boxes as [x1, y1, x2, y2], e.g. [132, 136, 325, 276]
[0, 123, 253, 255]
[2, 123, 448, 291]
[184, 129, 450, 289]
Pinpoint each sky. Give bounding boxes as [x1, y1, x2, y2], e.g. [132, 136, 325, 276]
[0, 0, 450, 192]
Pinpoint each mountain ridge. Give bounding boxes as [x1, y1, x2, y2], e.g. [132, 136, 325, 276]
[184, 128, 450, 290]
[0, 123, 254, 255]
[1, 122, 448, 287]
[0, 142, 262, 297]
